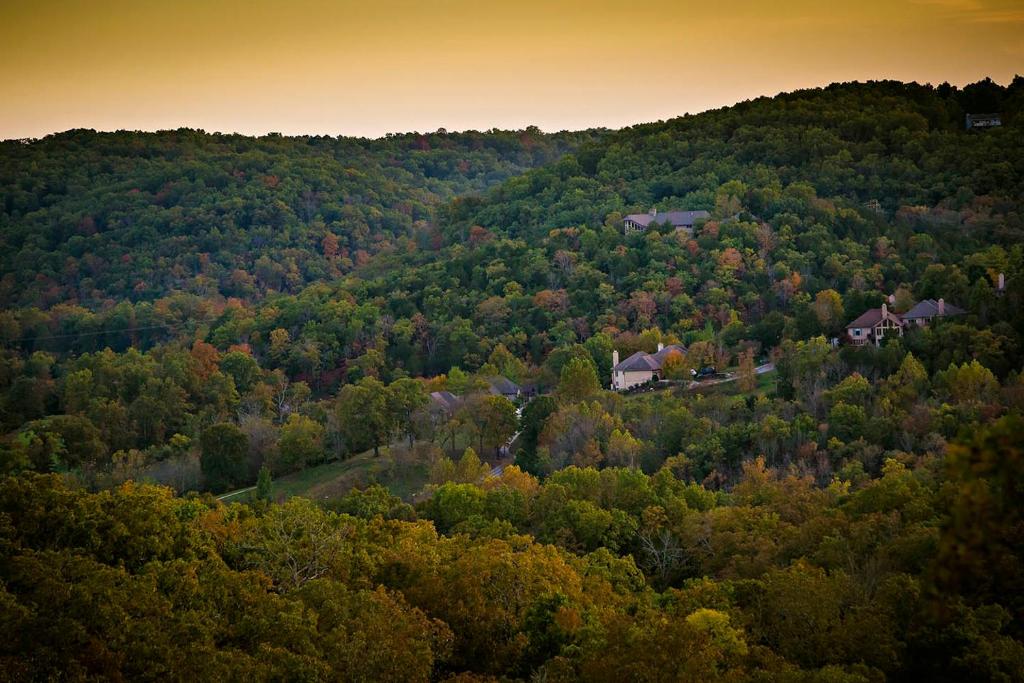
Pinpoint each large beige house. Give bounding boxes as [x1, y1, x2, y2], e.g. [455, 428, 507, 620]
[622, 208, 710, 235]
[611, 343, 686, 390]
[845, 304, 905, 346]
[845, 299, 964, 346]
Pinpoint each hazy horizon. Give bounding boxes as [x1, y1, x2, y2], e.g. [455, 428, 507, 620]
[3, 75, 1020, 143]
[3, 0, 1023, 140]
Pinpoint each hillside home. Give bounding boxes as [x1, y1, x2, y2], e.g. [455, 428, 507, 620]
[611, 343, 687, 390]
[623, 208, 710, 235]
[429, 390, 461, 415]
[966, 113, 1002, 130]
[487, 376, 521, 400]
[846, 298, 966, 346]
[900, 298, 965, 327]
[845, 304, 905, 346]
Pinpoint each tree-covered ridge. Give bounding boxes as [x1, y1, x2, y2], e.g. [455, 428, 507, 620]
[0, 126, 598, 308]
[454, 78, 1024, 243]
[1, 79, 1022, 479]
[184, 82, 1023, 382]
[4, 79, 1022, 378]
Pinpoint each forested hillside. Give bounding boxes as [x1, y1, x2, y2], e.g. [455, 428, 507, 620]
[454, 79, 1024, 242]
[0, 126, 596, 308]
[2, 79, 1024, 680]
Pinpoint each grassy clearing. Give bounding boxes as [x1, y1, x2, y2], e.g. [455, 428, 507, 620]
[700, 369, 778, 399]
[220, 446, 431, 505]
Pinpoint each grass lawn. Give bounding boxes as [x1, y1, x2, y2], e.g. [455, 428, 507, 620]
[703, 369, 778, 399]
[221, 446, 431, 505]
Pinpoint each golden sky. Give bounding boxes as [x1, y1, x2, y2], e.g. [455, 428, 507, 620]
[2, 0, 1022, 139]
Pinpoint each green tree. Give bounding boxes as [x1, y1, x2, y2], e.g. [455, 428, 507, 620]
[885, 352, 929, 407]
[220, 351, 261, 393]
[61, 369, 94, 414]
[387, 378, 428, 447]
[828, 402, 867, 442]
[606, 429, 642, 469]
[544, 344, 595, 388]
[21, 414, 108, 471]
[515, 395, 558, 475]
[456, 446, 491, 483]
[422, 482, 486, 533]
[200, 422, 249, 491]
[556, 357, 600, 404]
[584, 333, 615, 387]
[274, 413, 324, 474]
[256, 465, 273, 502]
[826, 372, 871, 407]
[327, 484, 414, 520]
[336, 377, 392, 456]
[474, 395, 518, 457]
[936, 360, 1000, 407]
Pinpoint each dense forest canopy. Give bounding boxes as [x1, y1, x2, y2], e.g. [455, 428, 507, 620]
[0, 126, 598, 308]
[453, 79, 1024, 242]
[1, 78, 1024, 681]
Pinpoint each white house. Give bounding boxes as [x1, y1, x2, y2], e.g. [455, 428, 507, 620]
[611, 343, 687, 390]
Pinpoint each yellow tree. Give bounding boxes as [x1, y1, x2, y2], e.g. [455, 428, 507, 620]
[811, 289, 845, 335]
[661, 349, 687, 380]
[738, 349, 757, 393]
[606, 429, 643, 469]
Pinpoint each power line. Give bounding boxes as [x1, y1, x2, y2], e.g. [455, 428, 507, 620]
[6, 323, 183, 344]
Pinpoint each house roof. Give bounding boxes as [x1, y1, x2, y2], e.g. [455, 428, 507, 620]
[902, 299, 965, 320]
[623, 210, 710, 229]
[487, 376, 520, 395]
[651, 344, 687, 364]
[429, 391, 460, 410]
[846, 307, 904, 329]
[846, 309, 883, 329]
[614, 345, 687, 372]
[614, 351, 661, 372]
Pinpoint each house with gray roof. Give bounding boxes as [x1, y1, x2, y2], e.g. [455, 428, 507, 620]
[486, 376, 521, 400]
[845, 298, 965, 346]
[966, 113, 1001, 130]
[901, 298, 965, 327]
[429, 390, 461, 414]
[623, 208, 710, 235]
[611, 343, 687, 390]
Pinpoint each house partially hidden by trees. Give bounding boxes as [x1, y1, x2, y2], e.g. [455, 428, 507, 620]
[846, 299, 964, 346]
[965, 113, 1002, 130]
[901, 298, 965, 327]
[486, 376, 520, 400]
[611, 343, 686, 390]
[429, 390, 461, 415]
[622, 208, 710, 235]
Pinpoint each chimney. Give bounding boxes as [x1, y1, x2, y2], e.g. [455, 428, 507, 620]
[657, 342, 664, 352]
[881, 303, 888, 317]
[998, 272, 1005, 291]
[938, 298, 945, 316]
[612, 350, 619, 367]
[650, 207, 657, 217]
